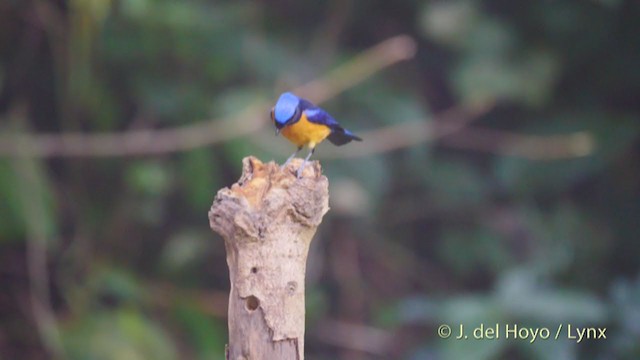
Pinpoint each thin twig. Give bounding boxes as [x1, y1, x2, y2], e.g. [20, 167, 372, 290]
[0, 35, 417, 158]
[295, 35, 417, 103]
[0, 29, 593, 161]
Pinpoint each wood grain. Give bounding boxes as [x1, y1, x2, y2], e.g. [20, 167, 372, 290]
[209, 156, 329, 360]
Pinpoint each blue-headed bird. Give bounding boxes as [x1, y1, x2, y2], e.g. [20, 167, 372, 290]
[271, 92, 362, 178]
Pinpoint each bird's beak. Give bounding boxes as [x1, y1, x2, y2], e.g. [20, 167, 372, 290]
[275, 128, 280, 136]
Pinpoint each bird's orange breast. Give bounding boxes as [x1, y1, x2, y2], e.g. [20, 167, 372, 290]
[281, 113, 332, 148]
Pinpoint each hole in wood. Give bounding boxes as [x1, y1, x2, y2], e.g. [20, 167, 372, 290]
[286, 281, 297, 295]
[245, 295, 259, 311]
[251, 267, 258, 274]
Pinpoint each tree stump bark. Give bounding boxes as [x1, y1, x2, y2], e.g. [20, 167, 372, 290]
[208, 156, 329, 360]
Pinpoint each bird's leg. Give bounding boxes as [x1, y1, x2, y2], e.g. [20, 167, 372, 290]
[297, 147, 315, 178]
[281, 146, 302, 169]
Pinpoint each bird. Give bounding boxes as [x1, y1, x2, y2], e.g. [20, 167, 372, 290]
[271, 92, 362, 178]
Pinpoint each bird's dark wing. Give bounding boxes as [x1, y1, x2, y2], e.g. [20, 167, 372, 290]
[304, 107, 341, 128]
[327, 128, 362, 145]
[305, 107, 362, 146]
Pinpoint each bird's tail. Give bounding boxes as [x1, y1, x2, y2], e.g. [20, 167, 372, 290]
[328, 128, 362, 146]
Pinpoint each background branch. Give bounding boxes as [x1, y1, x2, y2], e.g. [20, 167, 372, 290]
[0, 35, 416, 158]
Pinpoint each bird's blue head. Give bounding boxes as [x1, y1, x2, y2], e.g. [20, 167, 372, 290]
[271, 92, 300, 131]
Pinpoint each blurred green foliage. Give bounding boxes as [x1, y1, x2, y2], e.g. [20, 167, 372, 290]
[1, 0, 639, 359]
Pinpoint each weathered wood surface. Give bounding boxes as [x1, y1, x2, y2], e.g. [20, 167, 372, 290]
[209, 156, 329, 360]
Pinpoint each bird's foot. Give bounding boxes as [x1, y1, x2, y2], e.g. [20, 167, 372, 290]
[296, 161, 307, 179]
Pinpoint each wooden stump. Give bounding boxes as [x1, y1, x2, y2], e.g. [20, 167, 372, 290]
[208, 156, 329, 360]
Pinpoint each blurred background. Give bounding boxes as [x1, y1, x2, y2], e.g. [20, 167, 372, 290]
[1, 0, 639, 359]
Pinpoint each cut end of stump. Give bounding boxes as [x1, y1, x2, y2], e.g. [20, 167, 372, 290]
[232, 156, 323, 208]
[208, 156, 330, 241]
